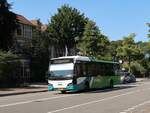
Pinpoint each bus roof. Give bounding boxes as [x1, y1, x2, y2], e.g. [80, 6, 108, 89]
[51, 56, 119, 64]
[93, 60, 119, 64]
[51, 56, 91, 61]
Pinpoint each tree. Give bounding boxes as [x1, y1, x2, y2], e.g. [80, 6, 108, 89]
[47, 4, 86, 55]
[116, 33, 144, 73]
[146, 23, 150, 59]
[78, 20, 109, 59]
[0, 51, 21, 87]
[108, 40, 123, 61]
[139, 41, 150, 77]
[0, 0, 18, 51]
[31, 20, 49, 82]
[145, 23, 150, 76]
[147, 23, 150, 39]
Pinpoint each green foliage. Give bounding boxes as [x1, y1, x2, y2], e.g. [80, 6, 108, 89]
[47, 4, 86, 52]
[140, 41, 150, 77]
[116, 34, 144, 72]
[0, 51, 21, 87]
[116, 33, 136, 58]
[77, 20, 109, 59]
[110, 33, 150, 77]
[0, 0, 18, 51]
[31, 20, 49, 82]
[117, 45, 143, 60]
[122, 61, 146, 77]
[109, 40, 122, 57]
[144, 42, 150, 57]
[0, 50, 18, 60]
[147, 23, 150, 38]
[130, 61, 146, 77]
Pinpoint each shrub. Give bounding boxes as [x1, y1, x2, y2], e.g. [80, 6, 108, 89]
[0, 51, 21, 87]
[122, 61, 146, 77]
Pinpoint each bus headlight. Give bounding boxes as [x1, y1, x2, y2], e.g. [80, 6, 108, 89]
[66, 83, 78, 91]
[67, 83, 73, 87]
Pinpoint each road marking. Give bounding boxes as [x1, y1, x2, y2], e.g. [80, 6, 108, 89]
[120, 99, 150, 113]
[0, 94, 79, 108]
[47, 88, 150, 113]
[0, 88, 111, 108]
[1, 82, 150, 109]
[0, 88, 118, 108]
[0, 87, 127, 108]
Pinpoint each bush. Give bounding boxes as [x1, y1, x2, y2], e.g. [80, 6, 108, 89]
[122, 61, 146, 77]
[0, 51, 21, 87]
[130, 61, 146, 77]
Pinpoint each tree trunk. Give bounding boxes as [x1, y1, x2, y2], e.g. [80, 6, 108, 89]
[129, 55, 131, 73]
[65, 45, 68, 56]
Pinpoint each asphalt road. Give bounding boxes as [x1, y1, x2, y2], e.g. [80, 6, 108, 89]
[0, 81, 150, 113]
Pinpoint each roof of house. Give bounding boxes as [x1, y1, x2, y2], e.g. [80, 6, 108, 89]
[17, 14, 33, 26]
[30, 19, 48, 31]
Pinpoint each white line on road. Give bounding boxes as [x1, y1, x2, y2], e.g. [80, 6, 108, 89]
[1, 82, 150, 109]
[120, 99, 150, 113]
[0, 94, 79, 108]
[0, 88, 111, 108]
[47, 88, 150, 113]
[0, 87, 130, 108]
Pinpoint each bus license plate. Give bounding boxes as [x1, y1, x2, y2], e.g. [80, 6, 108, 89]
[58, 83, 62, 86]
[58, 88, 64, 90]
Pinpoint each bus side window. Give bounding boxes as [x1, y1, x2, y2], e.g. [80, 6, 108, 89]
[83, 62, 88, 76]
[91, 62, 98, 76]
[74, 63, 81, 77]
[74, 64, 78, 76]
[101, 63, 106, 76]
[75, 63, 86, 77]
[87, 62, 92, 76]
[101, 63, 105, 75]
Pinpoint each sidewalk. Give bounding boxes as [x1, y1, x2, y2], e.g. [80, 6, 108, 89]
[0, 83, 48, 97]
[136, 78, 150, 82]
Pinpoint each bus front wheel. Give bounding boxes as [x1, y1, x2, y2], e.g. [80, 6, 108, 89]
[61, 90, 66, 94]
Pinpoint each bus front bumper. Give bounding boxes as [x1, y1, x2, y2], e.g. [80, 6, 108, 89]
[48, 84, 79, 92]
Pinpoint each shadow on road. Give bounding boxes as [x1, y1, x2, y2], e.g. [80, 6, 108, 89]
[55, 84, 136, 95]
[84, 85, 136, 94]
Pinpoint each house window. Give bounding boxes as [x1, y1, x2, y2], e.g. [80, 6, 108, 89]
[24, 25, 32, 39]
[17, 25, 22, 36]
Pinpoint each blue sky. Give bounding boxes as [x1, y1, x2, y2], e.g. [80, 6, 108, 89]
[8, 0, 150, 42]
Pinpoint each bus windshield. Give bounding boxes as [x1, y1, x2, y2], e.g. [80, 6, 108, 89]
[48, 70, 73, 80]
[49, 61, 74, 80]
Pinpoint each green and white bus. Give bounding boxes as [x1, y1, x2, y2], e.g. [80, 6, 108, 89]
[48, 56, 121, 93]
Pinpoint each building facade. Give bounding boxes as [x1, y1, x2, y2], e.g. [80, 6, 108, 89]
[14, 14, 33, 54]
[13, 14, 34, 83]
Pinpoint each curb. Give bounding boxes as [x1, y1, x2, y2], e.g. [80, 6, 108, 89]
[0, 89, 48, 97]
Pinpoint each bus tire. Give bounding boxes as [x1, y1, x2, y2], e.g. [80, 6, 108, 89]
[61, 90, 66, 94]
[110, 80, 114, 88]
[85, 82, 90, 90]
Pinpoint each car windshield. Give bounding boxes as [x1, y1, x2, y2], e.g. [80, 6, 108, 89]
[48, 70, 73, 79]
